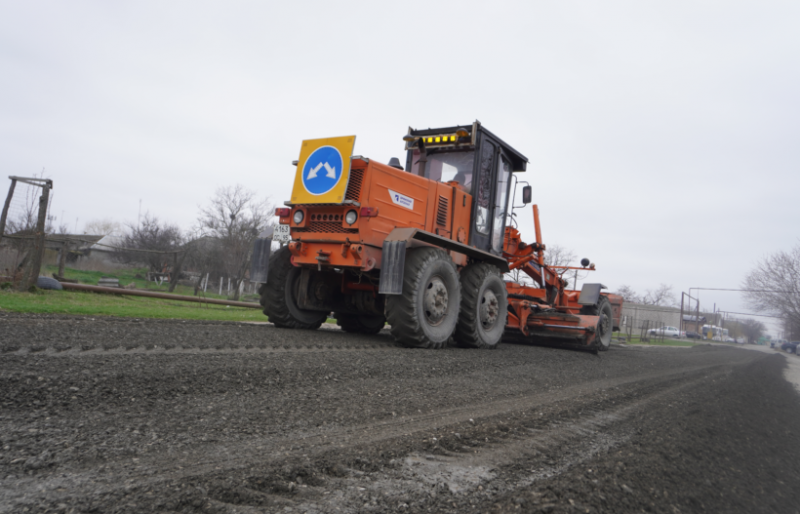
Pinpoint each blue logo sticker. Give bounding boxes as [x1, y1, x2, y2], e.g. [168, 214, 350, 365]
[302, 146, 344, 195]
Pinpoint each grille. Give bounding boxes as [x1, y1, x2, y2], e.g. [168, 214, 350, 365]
[436, 196, 449, 226]
[294, 221, 358, 234]
[345, 168, 365, 202]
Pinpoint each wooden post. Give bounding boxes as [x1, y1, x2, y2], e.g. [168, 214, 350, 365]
[168, 251, 179, 292]
[194, 269, 206, 296]
[58, 240, 68, 277]
[19, 182, 51, 291]
[0, 178, 17, 243]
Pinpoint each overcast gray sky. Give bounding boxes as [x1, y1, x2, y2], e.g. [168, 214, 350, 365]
[2, 1, 798, 335]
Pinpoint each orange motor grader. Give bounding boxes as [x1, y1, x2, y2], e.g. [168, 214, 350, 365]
[252, 122, 622, 350]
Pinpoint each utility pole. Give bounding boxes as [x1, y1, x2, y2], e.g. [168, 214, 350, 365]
[0, 177, 17, 244]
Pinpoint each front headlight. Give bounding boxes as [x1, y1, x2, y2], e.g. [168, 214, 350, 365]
[345, 210, 358, 225]
[293, 210, 304, 224]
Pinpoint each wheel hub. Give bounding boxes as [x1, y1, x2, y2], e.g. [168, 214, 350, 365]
[479, 290, 499, 328]
[599, 312, 610, 335]
[423, 277, 449, 326]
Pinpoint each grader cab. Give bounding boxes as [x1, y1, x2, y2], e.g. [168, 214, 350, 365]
[252, 122, 622, 350]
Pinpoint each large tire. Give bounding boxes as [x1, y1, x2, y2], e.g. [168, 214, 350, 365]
[335, 313, 386, 334]
[454, 263, 507, 349]
[260, 246, 326, 329]
[385, 248, 461, 349]
[581, 295, 613, 351]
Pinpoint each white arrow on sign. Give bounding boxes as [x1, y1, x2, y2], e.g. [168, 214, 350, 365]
[323, 162, 336, 178]
[307, 162, 323, 179]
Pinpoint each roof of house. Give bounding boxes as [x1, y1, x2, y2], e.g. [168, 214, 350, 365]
[682, 314, 707, 322]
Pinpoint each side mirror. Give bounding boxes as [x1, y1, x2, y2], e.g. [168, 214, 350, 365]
[522, 185, 532, 204]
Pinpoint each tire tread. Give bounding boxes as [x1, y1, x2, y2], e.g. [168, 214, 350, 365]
[385, 248, 459, 349]
[260, 247, 324, 330]
[454, 263, 507, 349]
[580, 295, 612, 351]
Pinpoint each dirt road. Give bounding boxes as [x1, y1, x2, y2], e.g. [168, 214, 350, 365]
[2, 312, 799, 513]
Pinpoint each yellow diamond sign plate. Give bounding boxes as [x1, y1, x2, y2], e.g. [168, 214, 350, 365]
[290, 135, 356, 204]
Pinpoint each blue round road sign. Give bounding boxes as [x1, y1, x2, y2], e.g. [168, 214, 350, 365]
[302, 146, 344, 195]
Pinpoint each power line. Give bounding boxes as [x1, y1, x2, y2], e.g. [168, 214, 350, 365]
[719, 311, 785, 320]
[690, 287, 788, 294]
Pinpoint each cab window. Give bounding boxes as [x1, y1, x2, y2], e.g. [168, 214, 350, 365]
[409, 149, 474, 186]
[491, 156, 511, 252]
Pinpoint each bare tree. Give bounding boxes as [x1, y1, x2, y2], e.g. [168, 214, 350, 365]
[782, 318, 800, 341]
[506, 267, 532, 285]
[740, 318, 766, 344]
[5, 171, 51, 236]
[118, 214, 183, 272]
[196, 185, 273, 300]
[84, 218, 123, 236]
[6, 186, 39, 234]
[543, 244, 583, 289]
[743, 244, 800, 331]
[724, 319, 743, 340]
[506, 244, 576, 285]
[642, 284, 677, 307]
[544, 244, 577, 268]
[48, 218, 70, 235]
[614, 285, 641, 303]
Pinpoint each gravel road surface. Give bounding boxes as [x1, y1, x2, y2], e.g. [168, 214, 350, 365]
[2, 312, 799, 514]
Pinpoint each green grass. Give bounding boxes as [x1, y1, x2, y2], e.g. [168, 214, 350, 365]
[1, 265, 342, 323]
[0, 288, 269, 322]
[41, 264, 259, 301]
[0, 264, 269, 321]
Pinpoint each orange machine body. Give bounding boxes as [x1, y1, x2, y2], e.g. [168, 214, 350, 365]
[265, 123, 622, 351]
[501, 224, 623, 346]
[280, 158, 473, 277]
[278, 158, 621, 348]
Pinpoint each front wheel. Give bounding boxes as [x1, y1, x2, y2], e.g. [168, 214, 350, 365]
[581, 295, 613, 351]
[260, 246, 327, 329]
[385, 248, 461, 349]
[454, 263, 507, 349]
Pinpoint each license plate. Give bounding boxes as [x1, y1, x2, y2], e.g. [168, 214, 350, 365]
[273, 224, 291, 242]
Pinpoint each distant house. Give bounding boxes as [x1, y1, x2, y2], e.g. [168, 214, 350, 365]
[620, 303, 715, 335]
[41, 233, 129, 265]
[621, 302, 682, 333]
[43, 234, 107, 263]
[682, 314, 708, 333]
[86, 235, 125, 263]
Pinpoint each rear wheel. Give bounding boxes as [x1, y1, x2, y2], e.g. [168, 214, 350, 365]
[335, 313, 386, 334]
[581, 295, 613, 351]
[385, 248, 460, 349]
[260, 246, 327, 329]
[454, 263, 507, 349]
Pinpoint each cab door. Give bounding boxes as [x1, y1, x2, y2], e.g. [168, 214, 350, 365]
[469, 134, 513, 255]
[490, 151, 512, 253]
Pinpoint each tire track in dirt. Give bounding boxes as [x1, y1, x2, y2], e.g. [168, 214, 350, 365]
[0, 314, 776, 513]
[201, 364, 734, 513]
[0, 360, 734, 512]
[2, 340, 399, 356]
[0, 314, 393, 354]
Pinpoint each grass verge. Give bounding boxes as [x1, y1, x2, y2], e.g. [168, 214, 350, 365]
[0, 288, 269, 322]
[41, 265, 259, 302]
